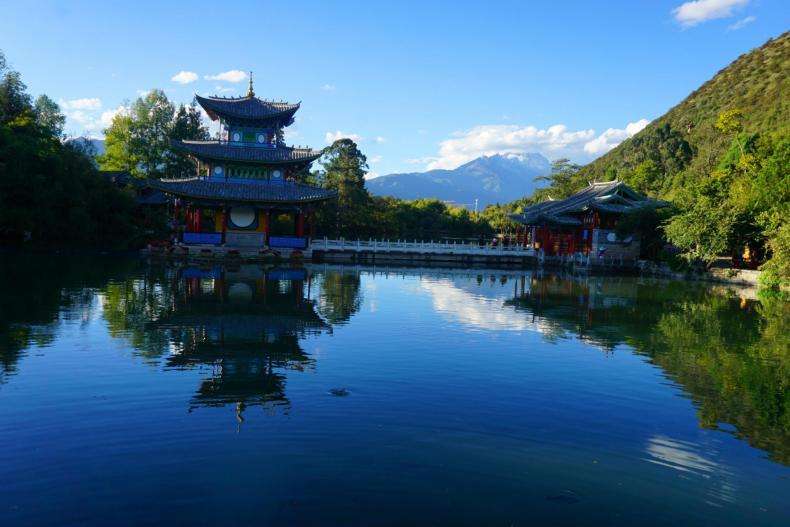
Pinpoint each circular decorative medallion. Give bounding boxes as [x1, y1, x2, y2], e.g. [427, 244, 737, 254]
[228, 282, 253, 301]
[606, 232, 618, 242]
[232, 132, 241, 142]
[272, 170, 282, 180]
[213, 166, 223, 175]
[257, 134, 266, 144]
[229, 207, 256, 229]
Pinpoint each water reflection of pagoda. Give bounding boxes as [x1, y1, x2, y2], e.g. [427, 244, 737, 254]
[505, 274, 641, 351]
[151, 265, 330, 418]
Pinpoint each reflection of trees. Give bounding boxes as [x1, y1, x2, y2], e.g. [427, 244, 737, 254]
[643, 295, 789, 464]
[315, 270, 362, 325]
[507, 274, 790, 464]
[0, 253, 138, 382]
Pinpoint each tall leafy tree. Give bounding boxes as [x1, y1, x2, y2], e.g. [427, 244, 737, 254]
[33, 95, 65, 138]
[167, 102, 209, 178]
[0, 49, 138, 247]
[100, 91, 207, 178]
[533, 158, 583, 201]
[0, 51, 31, 124]
[315, 139, 370, 235]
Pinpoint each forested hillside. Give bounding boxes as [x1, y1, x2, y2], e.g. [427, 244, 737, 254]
[580, 32, 788, 190]
[525, 33, 789, 291]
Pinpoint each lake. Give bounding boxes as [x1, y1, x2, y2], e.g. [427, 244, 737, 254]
[0, 254, 788, 526]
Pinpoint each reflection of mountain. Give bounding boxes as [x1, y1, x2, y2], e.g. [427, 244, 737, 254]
[504, 274, 790, 465]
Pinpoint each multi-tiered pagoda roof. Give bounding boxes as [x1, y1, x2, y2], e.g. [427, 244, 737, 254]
[195, 94, 300, 126]
[155, 76, 331, 207]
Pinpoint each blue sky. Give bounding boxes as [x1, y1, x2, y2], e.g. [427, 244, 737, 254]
[1, 0, 786, 176]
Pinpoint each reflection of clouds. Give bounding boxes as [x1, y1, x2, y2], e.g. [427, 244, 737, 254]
[645, 435, 719, 475]
[645, 435, 736, 506]
[419, 278, 541, 332]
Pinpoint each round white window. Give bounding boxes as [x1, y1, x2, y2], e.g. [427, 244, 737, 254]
[257, 134, 266, 144]
[228, 282, 253, 301]
[232, 132, 241, 142]
[229, 207, 256, 228]
[213, 166, 223, 176]
[272, 170, 282, 180]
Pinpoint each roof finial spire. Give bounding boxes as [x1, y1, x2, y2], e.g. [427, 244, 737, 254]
[247, 71, 254, 97]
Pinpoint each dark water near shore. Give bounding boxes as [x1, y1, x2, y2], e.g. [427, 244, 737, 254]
[0, 254, 788, 526]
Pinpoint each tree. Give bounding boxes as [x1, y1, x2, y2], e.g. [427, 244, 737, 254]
[33, 95, 65, 137]
[0, 51, 31, 124]
[315, 138, 370, 235]
[624, 159, 663, 195]
[0, 48, 139, 248]
[715, 108, 746, 158]
[166, 102, 209, 178]
[533, 158, 583, 201]
[100, 90, 207, 179]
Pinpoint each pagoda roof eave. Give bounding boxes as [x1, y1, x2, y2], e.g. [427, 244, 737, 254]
[173, 140, 322, 165]
[195, 94, 300, 123]
[146, 177, 337, 205]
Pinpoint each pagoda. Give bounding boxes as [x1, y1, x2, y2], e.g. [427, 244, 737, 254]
[149, 75, 335, 251]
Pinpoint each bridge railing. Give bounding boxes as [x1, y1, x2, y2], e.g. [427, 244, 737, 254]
[311, 237, 535, 256]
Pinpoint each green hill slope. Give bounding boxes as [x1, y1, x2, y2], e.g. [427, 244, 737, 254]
[580, 32, 789, 188]
[522, 33, 789, 290]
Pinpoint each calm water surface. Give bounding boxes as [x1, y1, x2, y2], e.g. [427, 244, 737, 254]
[0, 255, 788, 526]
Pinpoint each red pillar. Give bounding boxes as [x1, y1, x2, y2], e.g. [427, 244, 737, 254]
[296, 211, 305, 237]
[221, 207, 228, 243]
[264, 210, 271, 242]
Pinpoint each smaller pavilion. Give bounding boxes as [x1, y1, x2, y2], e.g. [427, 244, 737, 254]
[149, 76, 335, 253]
[510, 181, 665, 262]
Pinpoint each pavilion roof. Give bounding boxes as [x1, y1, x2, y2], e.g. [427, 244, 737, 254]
[195, 94, 299, 124]
[510, 181, 666, 226]
[147, 178, 337, 204]
[173, 140, 321, 165]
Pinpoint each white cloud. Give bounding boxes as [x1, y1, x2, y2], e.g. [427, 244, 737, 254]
[424, 119, 650, 170]
[583, 119, 649, 156]
[374, 136, 386, 144]
[672, 0, 749, 27]
[171, 70, 198, 84]
[364, 171, 381, 180]
[727, 15, 756, 30]
[59, 97, 102, 111]
[98, 106, 128, 128]
[406, 157, 437, 165]
[204, 70, 247, 83]
[325, 130, 362, 144]
[320, 83, 336, 91]
[369, 155, 383, 164]
[64, 104, 128, 137]
[426, 124, 595, 170]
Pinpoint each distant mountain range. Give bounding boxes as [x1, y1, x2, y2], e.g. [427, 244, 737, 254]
[66, 138, 550, 208]
[367, 153, 551, 208]
[67, 137, 105, 157]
